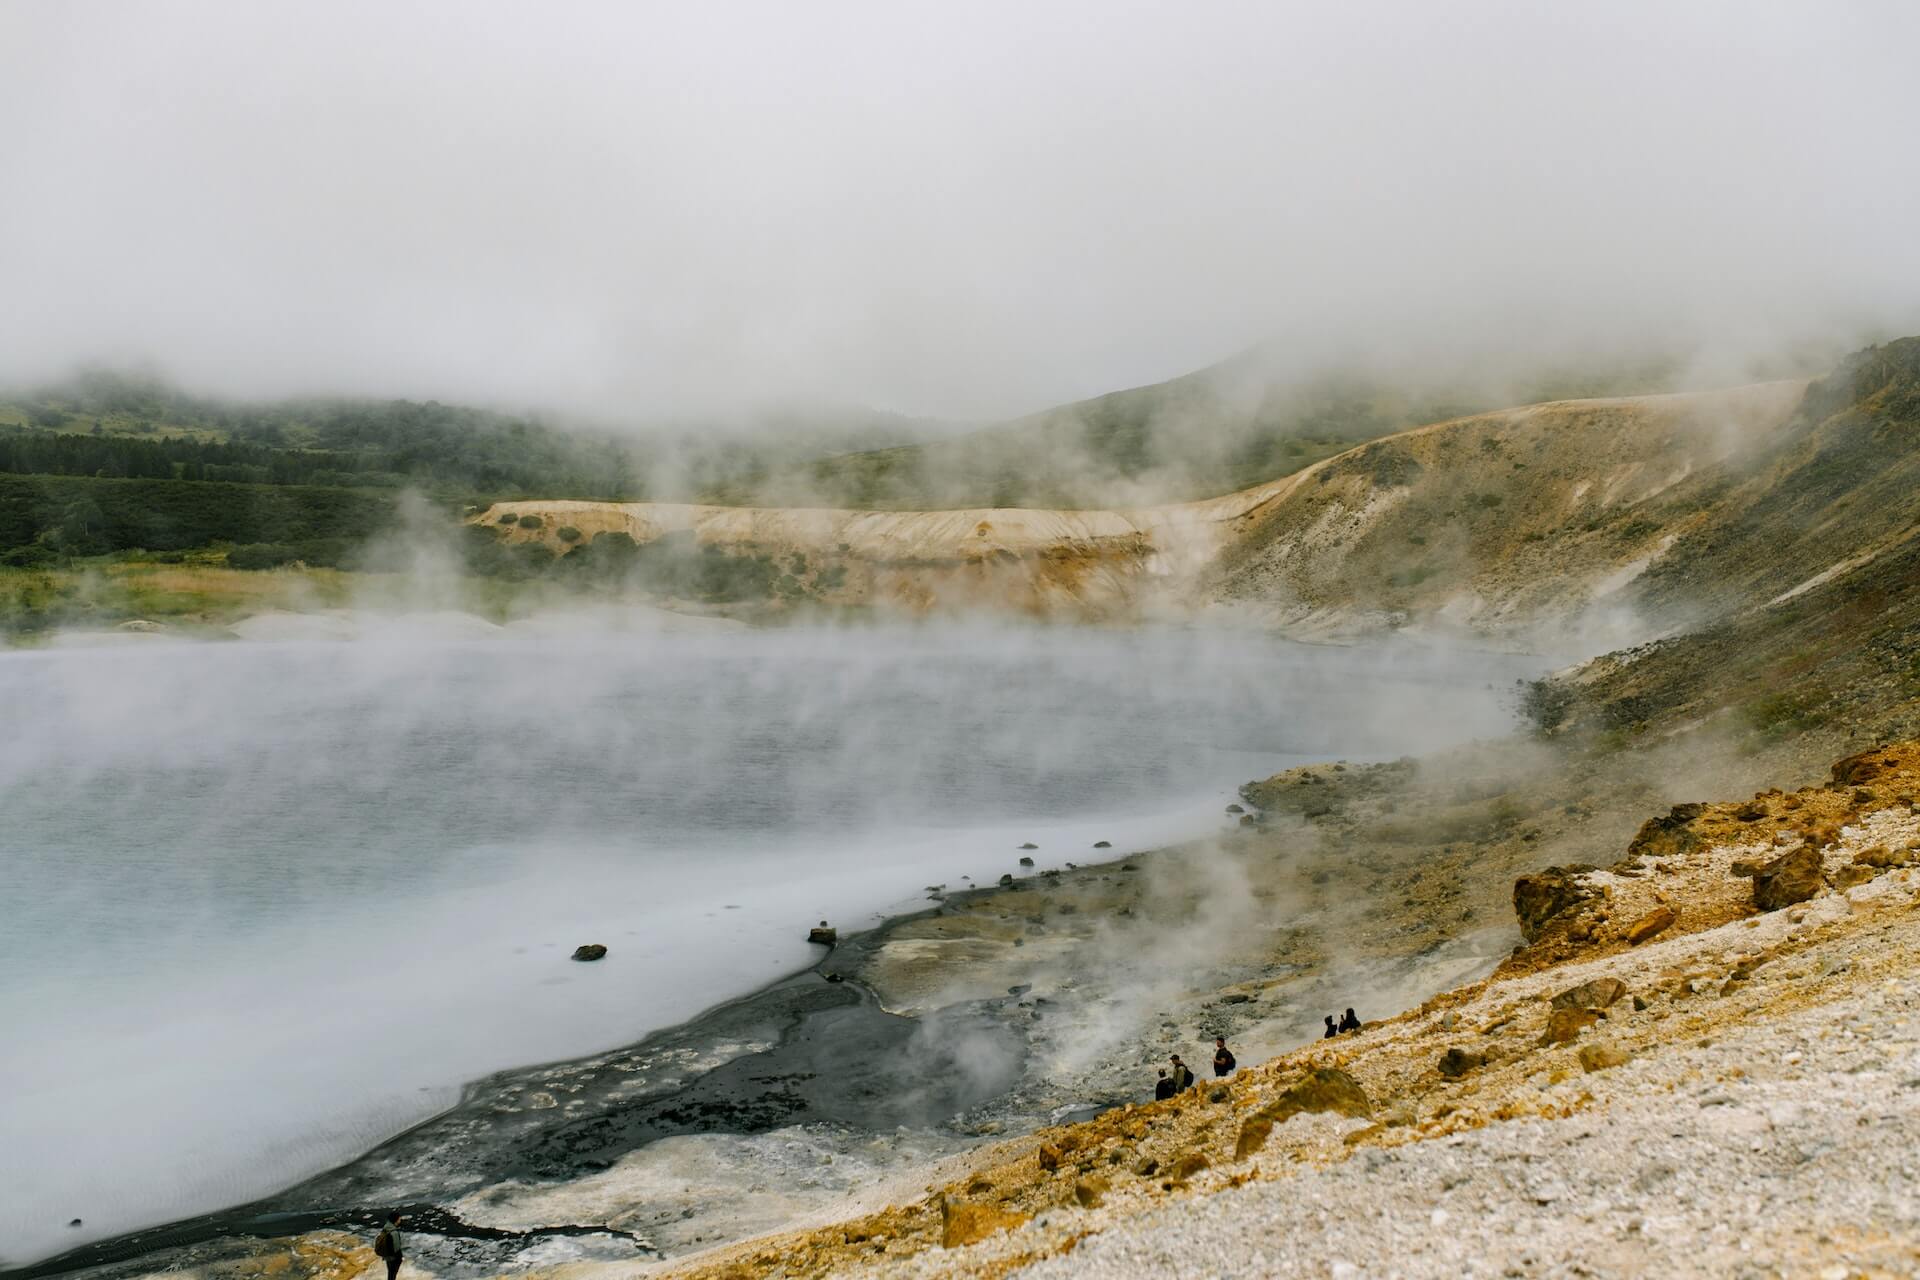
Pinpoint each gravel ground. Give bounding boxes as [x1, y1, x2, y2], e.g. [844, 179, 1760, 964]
[1011, 992, 1920, 1279]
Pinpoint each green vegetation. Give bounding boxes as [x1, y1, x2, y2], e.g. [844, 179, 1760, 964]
[0, 370, 644, 498]
[0, 473, 399, 557]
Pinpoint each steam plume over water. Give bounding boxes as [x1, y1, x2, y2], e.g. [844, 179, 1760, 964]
[0, 621, 1539, 1264]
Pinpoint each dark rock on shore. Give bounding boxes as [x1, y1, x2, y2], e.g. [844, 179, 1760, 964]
[808, 923, 839, 945]
[571, 944, 608, 962]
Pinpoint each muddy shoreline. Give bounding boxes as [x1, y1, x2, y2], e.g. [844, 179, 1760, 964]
[4, 876, 1069, 1279]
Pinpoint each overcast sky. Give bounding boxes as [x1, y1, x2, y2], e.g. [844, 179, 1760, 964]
[1, 1, 1917, 423]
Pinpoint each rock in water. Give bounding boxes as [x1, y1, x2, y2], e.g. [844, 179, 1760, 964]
[1019, 842, 1038, 850]
[807, 923, 838, 946]
[1226, 803, 1245, 814]
[1093, 840, 1111, 848]
[998, 873, 1015, 887]
[1750, 845, 1827, 911]
[1018, 856, 1035, 867]
[571, 944, 608, 961]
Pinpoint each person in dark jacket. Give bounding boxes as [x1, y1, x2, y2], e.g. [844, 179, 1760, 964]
[373, 1211, 405, 1279]
[1339, 1007, 1362, 1033]
[1153, 1068, 1175, 1101]
[1168, 1054, 1194, 1092]
[1324, 1014, 1339, 1039]
[1212, 1036, 1237, 1077]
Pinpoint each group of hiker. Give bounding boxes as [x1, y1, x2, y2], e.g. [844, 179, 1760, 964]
[1153, 1009, 1365, 1100]
[1323, 1007, 1362, 1038]
[1154, 1036, 1238, 1099]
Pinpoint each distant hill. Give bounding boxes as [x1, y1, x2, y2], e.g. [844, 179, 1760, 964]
[0, 369, 945, 503]
[712, 347, 1707, 510]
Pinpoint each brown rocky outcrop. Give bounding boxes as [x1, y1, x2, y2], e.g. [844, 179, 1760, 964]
[1622, 905, 1677, 945]
[1541, 1007, 1600, 1044]
[1577, 1043, 1632, 1072]
[1512, 866, 1597, 941]
[1831, 747, 1896, 787]
[939, 1198, 1029, 1249]
[1622, 804, 1706, 865]
[1550, 977, 1628, 1010]
[1748, 845, 1827, 911]
[1072, 1176, 1107, 1208]
[1437, 1048, 1484, 1078]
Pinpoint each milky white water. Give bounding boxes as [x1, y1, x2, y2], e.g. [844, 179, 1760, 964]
[0, 620, 1540, 1265]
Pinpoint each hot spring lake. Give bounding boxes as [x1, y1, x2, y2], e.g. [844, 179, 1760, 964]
[0, 620, 1543, 1264]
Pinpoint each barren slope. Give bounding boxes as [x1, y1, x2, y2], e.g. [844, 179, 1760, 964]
[473, 381, 1807, 634]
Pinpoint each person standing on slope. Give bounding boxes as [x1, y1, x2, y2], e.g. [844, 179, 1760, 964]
[1168, 1054, 1195, 1093]
[1212, 1036, 1237, 1077]
[373, 1211, 405, 1279]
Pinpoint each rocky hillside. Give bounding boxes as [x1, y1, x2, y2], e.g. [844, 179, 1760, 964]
[470, 381, 1803, 631]
[631, 743, 1920, 1278]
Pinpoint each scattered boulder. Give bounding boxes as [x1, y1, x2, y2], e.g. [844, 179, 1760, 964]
[1623, 804, 1705, 864]
[1831, 747, 1893, 787]
[1072, 1176, 1107, 1208]
[807, 923, 838, 946]
[1018, 856, 1035, 867]
[1036, 1142, 1065, 1172]
[1235, 1114, 1275, 1158]
[1208, 1086, 1230, 1104]
[1750, 845, 1827, 912]
[1577, 1043, 1632, 1072]
[570, 944, 608, 962]
[1622, 906, 1677, 945]
[1170, 1152, 1210, 1183]
[1437, 1048, 1484, 1078]
[1832, 863, 1876, 890]
[998, 874, 1015, 887]
[1550, 977, 1628, 1011]
[939, 1198, 1029, 1249]
[1273, 1067, 1373, 1122]
[1093, 840, 1112, 849]
[1854, 845, 1906, 868]
[1512, 866, 1597, 941]
[1541, 1007, 1600, 1044]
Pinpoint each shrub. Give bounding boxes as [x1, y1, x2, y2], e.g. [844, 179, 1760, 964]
[557, 525, 582, 543]
[1518, 677, 1576, 737]
[498, 512, 519, 524]
[516, 513, 545, 530]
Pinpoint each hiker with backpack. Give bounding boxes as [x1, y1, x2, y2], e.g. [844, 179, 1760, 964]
[373, 1211, 405, 1279]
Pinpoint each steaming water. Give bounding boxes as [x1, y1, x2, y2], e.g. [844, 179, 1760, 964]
[0, 621, 1539, 1264]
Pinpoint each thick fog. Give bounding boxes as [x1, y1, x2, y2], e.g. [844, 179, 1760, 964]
[2, 1, 1917, 422]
